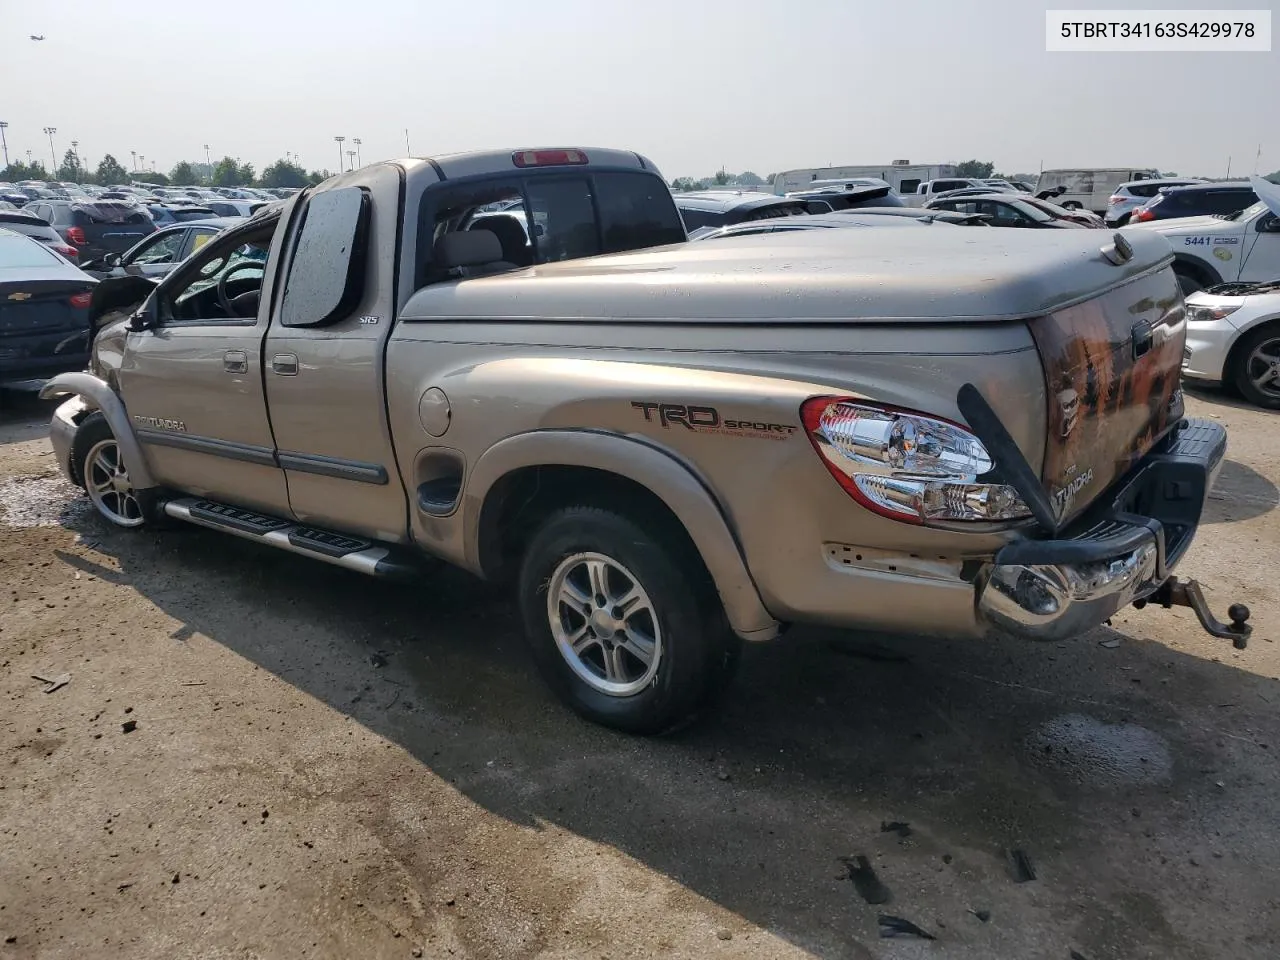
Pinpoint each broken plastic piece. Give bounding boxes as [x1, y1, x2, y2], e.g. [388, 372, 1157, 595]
[969, 909, 991, 923]
[880, 820, 912, 838]
[838, 855, 891, 904]
[878, 915, 936, 940]
[31, 672, 71, 694]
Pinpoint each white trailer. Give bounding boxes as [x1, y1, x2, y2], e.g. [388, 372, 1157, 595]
[772, 163, 958, 196]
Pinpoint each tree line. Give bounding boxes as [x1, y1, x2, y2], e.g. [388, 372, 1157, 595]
[1, 153, 333, 189]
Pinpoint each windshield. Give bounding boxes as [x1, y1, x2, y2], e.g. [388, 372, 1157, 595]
[1010, 199, 1054, 222]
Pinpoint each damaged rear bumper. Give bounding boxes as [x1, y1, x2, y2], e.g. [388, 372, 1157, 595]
[979, 418, 1227, 641]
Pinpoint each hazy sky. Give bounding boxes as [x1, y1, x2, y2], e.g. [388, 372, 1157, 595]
[1, 0, 1276, 181]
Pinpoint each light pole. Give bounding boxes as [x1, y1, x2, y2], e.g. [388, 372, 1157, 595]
[346, 149, 356, 171]
[334, 136, 345, 173]
[71, 140, 80, 179]
[131, 150, 137, 172]
[43, 126, 57, 172]
[139, 155, 146, 177]
[0, 121, 8, 169]
[353, 138, 362, 168]
[204, 143, 211, 167]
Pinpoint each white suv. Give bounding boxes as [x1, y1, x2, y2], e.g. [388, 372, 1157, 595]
[1183, 280, 1280, 407]
[1123, 177, 1280, 295]
[1104, 178, 1204, 227]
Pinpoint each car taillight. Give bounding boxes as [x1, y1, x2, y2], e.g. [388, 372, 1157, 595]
[67, 226, 87, 245]
[800, 397, 1031, 525]
[1107, 196, 1123, 205]
[1133, 208, 1155, 222]
[69, 291, 92, 308]
[512, 148, 589, 168]
[56, 244, 78, 258]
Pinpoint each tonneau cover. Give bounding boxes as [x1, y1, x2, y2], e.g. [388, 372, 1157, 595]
[400, 227, 1175, 324]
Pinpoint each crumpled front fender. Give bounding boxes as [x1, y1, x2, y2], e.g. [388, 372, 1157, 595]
[38, 372, 155, 490]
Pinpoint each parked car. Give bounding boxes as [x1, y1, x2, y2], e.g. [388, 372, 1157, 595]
[1104, 178, 1206, 227]
[1182, 279, 1280, 408]
[0, 211, 82, 263]
[901, 178, 993, 208]
[38, 147, 1247, 734]
[1034, 168, 1160, 214]
[21, 199, 156, 264]
[785, 185, 907, 210]
[925, 194, 1083, 228]
[0, 184, 30, 206]
[1020, 196, 1105, 228]
[688, 212, 942, 241]
[1124, 176, 1280, 294]
[1130, 181, 1258, 225]
[980, 179, 1021, 192]
[829, 207, 993, 226]
[674, 191, 823, 230]
[204, 199, 271, 218]
[83, 218, 241, 279]
[0, 228, 97, 386]
[146, 204, 219, 226]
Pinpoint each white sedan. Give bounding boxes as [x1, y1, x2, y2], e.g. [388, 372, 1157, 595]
[1183, 280, 1280, 407]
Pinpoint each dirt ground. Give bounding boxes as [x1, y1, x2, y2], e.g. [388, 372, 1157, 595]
[1, 386, 1278, 960]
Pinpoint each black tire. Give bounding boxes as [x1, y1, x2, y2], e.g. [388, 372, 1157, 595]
[1229, 323, 1280, 409]
[1176, 270, 1204, 297]
[70, 412, 166, 527]
[517, 505, 741, 735]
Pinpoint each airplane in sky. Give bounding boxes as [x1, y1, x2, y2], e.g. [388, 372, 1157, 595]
[30, 34, 45, 41]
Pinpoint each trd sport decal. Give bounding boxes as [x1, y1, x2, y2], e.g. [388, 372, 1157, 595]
[631, 402, 797, 439]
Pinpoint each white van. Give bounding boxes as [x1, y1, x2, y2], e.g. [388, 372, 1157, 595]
[1035, 168, 1159, 214]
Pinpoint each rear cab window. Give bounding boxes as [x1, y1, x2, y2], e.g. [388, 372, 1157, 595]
[416, 169, 684, 287]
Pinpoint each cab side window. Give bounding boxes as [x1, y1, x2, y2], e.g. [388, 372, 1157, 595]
[160, 227, 274, 323]
[130, 231, 185, 265]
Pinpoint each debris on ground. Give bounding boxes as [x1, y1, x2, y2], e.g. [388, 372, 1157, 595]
[1009, 848, 1036, 883]
[121, 720, 137, 734]
[31, 672, 71, 694]
[116, 882, 133, 891]
[877, 914, 936, 940]
[880, 820, 912, 838]
[371, 651, 389, 668]
[838, 855, 891, 904]
[1098, 637, 1121, 649]
[968, 909, 991, 923]
[716, 929, 733, 941]
[1070, 951, 1092, 960]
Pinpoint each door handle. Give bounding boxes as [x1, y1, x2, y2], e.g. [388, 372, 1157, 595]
[271, 353, 299, 376]
[223, 350, 247, 374]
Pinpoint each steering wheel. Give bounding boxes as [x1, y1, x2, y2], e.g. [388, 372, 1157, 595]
[217, 262, 265, 317]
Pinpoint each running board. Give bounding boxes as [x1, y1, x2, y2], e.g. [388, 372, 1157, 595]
[162, 497, 419, 580]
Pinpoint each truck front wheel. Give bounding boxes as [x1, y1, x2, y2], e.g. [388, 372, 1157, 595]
[71, 413, 151, 529]
[517, 505, 740, 734]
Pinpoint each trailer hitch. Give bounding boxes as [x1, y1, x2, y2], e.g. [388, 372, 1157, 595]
[1134, 578, 1251, 649]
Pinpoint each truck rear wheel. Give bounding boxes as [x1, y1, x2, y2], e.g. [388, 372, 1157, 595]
[516, 505, 740, 734]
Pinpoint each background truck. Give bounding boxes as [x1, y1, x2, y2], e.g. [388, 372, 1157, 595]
[40, 147, 1250, 734]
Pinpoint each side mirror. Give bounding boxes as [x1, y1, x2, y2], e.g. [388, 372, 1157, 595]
[127, 300, 158, 332]
[104, 252, 121, 268]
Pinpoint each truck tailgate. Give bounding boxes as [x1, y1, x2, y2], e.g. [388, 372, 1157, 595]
[1028, 264, 1186, 524]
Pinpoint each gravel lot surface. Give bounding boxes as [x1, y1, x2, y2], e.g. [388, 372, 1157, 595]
[2, 387, 1278, 959]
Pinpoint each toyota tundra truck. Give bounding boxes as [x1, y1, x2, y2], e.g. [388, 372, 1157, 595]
[39, 147, 1250, 734]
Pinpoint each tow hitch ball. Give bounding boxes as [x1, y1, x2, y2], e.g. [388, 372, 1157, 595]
[1134, 578, 1252, 649]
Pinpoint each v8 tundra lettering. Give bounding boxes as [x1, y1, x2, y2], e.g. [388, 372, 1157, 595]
[39, 146, 1251, 734]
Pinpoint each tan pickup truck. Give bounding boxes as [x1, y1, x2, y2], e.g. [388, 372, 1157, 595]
[40, 147, 1250, 733]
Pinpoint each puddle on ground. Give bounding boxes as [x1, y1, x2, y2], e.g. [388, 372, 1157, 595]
[1027, 713, 1172, 788]
[0, 475, 92, 529]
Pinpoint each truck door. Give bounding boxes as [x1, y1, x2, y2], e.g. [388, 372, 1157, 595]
[1240, 208, 1280, 282]
[262, 171, 410, 543]
[115, 218, 289, 515]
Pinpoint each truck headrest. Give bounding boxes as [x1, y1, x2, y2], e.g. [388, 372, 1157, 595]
[435, 229, 503, 268]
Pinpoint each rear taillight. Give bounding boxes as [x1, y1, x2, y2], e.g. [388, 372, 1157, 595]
[1133, 208, 1155, 222]
[67, 226, 87, 245]
[801, 398, 1031, 525]
[55, 244, 78, 258]
[1107, 196, 1123, 205]
[69, 291, 92, 308]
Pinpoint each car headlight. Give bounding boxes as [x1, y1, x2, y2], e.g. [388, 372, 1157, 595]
[1186, 303, 1241, 323]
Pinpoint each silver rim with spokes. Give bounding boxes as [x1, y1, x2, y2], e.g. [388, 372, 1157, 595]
[546, 552, 662, 697]
[84, 438, 145, 527]
[1246, 336, 1280, 400]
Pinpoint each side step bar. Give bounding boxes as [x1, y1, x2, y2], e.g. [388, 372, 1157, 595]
[162, 497, 419, 581]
